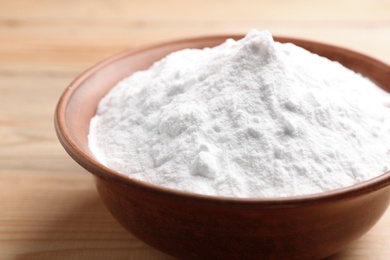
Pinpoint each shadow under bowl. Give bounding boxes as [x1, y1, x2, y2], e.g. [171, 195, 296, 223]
[55, 35, 390, 260]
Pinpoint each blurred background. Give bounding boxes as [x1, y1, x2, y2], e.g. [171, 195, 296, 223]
[2, 0, 389, 75]
[1, 0, 389, 259]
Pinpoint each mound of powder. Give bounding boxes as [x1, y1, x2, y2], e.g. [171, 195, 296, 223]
[89, 29, 390, 198]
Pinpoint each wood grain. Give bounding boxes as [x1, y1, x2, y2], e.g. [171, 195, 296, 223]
[0, 0, 389, 259]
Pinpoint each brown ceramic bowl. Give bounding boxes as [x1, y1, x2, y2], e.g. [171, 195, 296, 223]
[55, 35, 390, 259]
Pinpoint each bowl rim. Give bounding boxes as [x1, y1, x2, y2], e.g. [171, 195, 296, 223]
[55, 34, 390, 208]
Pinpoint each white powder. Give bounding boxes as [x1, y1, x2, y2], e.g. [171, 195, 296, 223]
[89, 30, 390, 198]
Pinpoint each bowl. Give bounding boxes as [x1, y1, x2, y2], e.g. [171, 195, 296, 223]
[55, 34, 390, 259]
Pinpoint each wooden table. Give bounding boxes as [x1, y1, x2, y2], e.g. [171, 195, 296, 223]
[1, 0, 389, 259]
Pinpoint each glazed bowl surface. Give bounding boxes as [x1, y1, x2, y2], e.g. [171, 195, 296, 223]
[55, 35, 390, 259]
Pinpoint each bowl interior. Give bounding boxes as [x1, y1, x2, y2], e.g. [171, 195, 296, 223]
[55, 35, 390, 200]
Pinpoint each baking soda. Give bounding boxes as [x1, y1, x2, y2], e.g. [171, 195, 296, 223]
[89, 30, 390, 198]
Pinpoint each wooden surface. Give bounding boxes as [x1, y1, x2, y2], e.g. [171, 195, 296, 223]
[1, 0, 390, 259]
